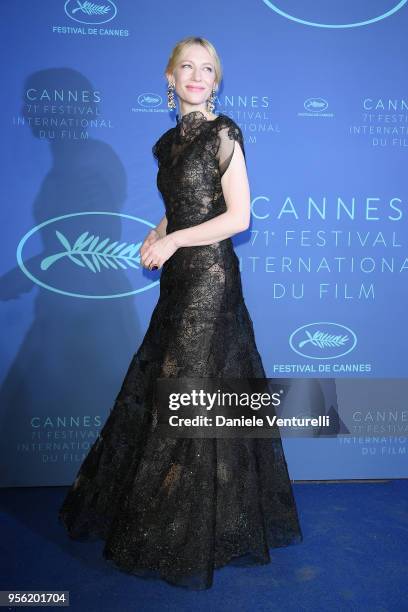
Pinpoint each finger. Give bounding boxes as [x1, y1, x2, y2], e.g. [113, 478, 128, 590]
[141, 249, 150, 265]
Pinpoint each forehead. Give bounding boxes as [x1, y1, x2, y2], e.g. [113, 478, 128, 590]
[179, 46, 214, 65]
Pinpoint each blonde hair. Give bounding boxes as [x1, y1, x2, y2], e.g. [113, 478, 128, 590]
[165, 36, 222, 89]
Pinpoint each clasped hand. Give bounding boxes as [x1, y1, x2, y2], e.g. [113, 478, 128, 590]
[140, 229, 178, 270]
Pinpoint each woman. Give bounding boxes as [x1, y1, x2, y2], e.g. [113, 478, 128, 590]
[58, 36, 303, 590]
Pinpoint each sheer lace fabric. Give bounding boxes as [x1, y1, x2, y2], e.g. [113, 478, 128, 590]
[58, 110, 303, 590]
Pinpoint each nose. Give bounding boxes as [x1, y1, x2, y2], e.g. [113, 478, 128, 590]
[192, 68, 202, 81]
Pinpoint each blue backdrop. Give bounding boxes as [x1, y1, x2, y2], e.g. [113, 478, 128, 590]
[1, 1, 407, 486]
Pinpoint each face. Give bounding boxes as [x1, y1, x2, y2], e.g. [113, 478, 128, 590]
[168, 44, 217, 110]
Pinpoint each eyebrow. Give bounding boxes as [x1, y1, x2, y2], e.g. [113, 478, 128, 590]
[180, 59, 214, 66]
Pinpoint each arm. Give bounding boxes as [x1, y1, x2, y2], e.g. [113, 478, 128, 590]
[153, 214, 168, 238]
[171, 140, 250, 248]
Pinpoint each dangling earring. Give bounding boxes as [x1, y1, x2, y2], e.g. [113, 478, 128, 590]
[207, 85, 217, 113]
[167, 81, 176, 110]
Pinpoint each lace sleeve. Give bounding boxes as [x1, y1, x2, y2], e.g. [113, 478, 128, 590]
[152, 137, 161, 162]
[152, 128, 174, 165]
[215, 119, 246, 178]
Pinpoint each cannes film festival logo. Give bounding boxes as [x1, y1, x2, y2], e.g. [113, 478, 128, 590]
[17, 212, 159, 299]
[289, 322, 357, 360]
[64, 0, 117, 24]
[41, 230, 141, 274]
[261, 0, 408, 28]
[137, 93, 163, 108]
[304, 98, 328, 113]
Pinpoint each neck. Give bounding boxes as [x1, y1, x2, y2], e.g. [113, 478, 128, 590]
[179, 107, 212, 120]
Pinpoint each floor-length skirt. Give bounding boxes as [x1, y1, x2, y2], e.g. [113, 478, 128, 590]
[58, 241, 303, 589]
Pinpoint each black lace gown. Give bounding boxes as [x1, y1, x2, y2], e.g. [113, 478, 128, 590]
[58, 110, 303, 590]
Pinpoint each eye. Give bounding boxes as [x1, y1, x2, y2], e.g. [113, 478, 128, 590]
[181, 63, 213, 72]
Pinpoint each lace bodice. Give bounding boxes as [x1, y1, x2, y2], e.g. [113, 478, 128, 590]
[152, 110, 246, 234]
